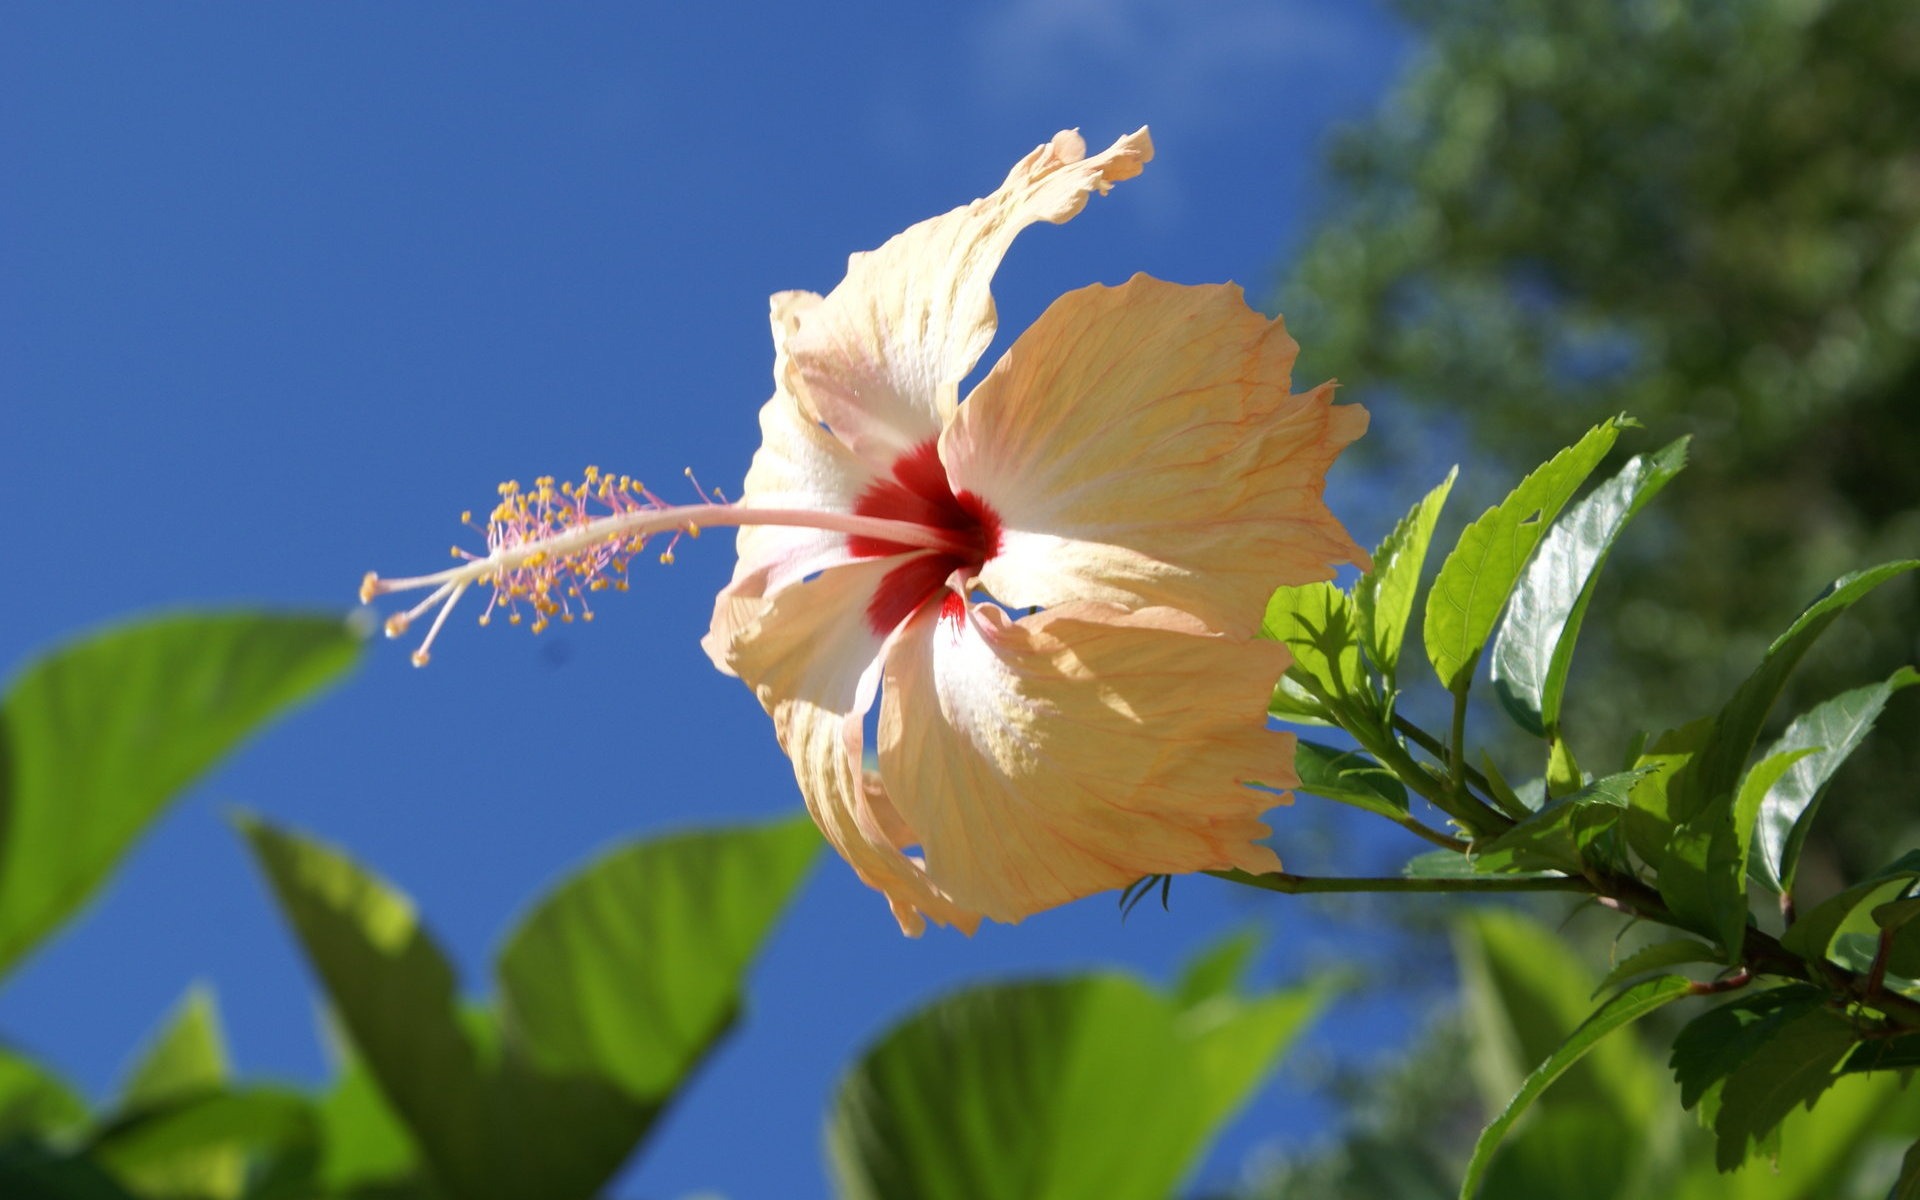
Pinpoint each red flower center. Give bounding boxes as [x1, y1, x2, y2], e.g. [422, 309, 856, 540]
[850, 439, 1002, 635]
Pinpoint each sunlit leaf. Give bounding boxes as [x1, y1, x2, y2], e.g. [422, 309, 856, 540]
[1459, 975, 1692, 1199]
[1492, 437, 1687, 736]
[1261, 582, 1364, 700]
[0, 612, 360, 979]
[1779, 851, 1920, 967]
[828, 973, 1326, 1200]
[245, 816, 817, 1200]
[1468, 771, 1641, 876]
[238, 817, 493, 1198]
[1292, 741, 1408, 819]
[1751, 667, 1920, 894]
[1424, 417, 1628, 692]
[105, 986, 243, 1198]
[1355, 467, 1455, 681]
[495, 819, 819, 1100]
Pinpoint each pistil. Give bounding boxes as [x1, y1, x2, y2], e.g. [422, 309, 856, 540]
[362, 476, 973, 665]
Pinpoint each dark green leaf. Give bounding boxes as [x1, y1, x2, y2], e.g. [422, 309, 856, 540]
[1292, 742, 1408, 819]
[1593, 937, 1721, 998]
[1711, 1006, 1858, 1171]
[1669, 986, 1826, 1112]
[1468, 770, 1642, 876]
[0, 1142, 139, 1200]
[0, 612, 361, 979]
[1459, 974, 1692, 1199]
[1424, 417, 1629, 692]
[1671, 560, 1918, 828]
[1896, 1140, 1920, 1200]
[828, 974, 1326, 1200]
[1474, 1102, 1639, 1200]
[1491, 437, 1688, 737]
[1261, 583, 1363, 700]
[494, 819, 818, 1101]
[1752, 667, 1920, 894]
[1356, 467, 1456, 680]
[0, 1048, 87, 1140]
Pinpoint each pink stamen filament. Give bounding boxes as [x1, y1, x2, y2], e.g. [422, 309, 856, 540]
[362, 499, 970, 666]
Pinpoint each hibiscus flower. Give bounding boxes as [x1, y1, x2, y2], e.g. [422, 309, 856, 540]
[360, 128, 1367, 935]
[700, 128, 1368, 933]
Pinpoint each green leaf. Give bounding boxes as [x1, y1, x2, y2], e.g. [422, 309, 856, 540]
[828, 973, 1326, 1200]
[1266, 674, 1335, 726]
[1895, 1139, 1920, 1200]
[245, 816, 818, 1200]
[1402, 850, 1563, 881]
[1174, 929, 1261, 1010]
[1491, 437, 1688, 737]
[1622, 717, 1713, 868]
[0, 612, 361, 979]
[1710, 1006, 1857, 1171]
[1474, 1102, 1640, 1200]
[1424, 417, 1628, 692]
[107, 985, 243, 1199]
[1779, 851, 1920, 966]
[494, 819, 819, 1101]
[88, 1088, 317, 1195]
[1455, 910, 1667, 1124]
[1459, 974, 1693, 1199]
[0, 1143, 139, 1200]
[1751, 667, 1920, 894]
[1660, 747, 1818, 956]
[310, 1059, 420, 1194]
[1593, 937, 1721, 998]
[1468, 770, 1642, 876]
[1261, 582, 1363, 700]
[238, 817, 494, 1199]
[1356, 467, 1456, 680]
[119, 987, 228, 1110]
[1292, 741, 1408, 819]
[1669, 985, 1826, 1112]
[1671, 560, 1918, 827]
[0, 1046, 87, 1139]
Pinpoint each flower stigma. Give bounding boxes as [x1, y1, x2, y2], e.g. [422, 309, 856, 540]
[360, 466, 976, 667]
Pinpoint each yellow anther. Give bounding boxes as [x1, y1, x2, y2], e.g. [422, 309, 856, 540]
[510, 613, 523, 625]
[411, 649, 431, 667]
[450, 546, 463, 559]
[461, 510, 472, 523]
[359, 572, 380, 603]
[583, 612, 595, 622]
[478, 614, 491, 627]
[687, 522, 700, 538]
[384, 613, 412, 638]
[561, 612, 574, 624]
[659, 551, 675, 565]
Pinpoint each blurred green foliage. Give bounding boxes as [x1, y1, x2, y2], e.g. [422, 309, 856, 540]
[1237, 908, 1920, 1199]
[1278, 0, 1920, 874]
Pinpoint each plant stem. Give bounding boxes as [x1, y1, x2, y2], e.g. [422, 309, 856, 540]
[1209, 869, 1589, 896]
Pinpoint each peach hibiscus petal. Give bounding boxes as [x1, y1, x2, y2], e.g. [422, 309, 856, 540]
[875, 598, 1292, 927]
[781, 128, 1154, 469]
[941, 274, 1369, 638]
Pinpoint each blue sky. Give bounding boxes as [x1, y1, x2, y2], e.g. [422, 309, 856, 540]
[1, 4, 1422, 1195]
